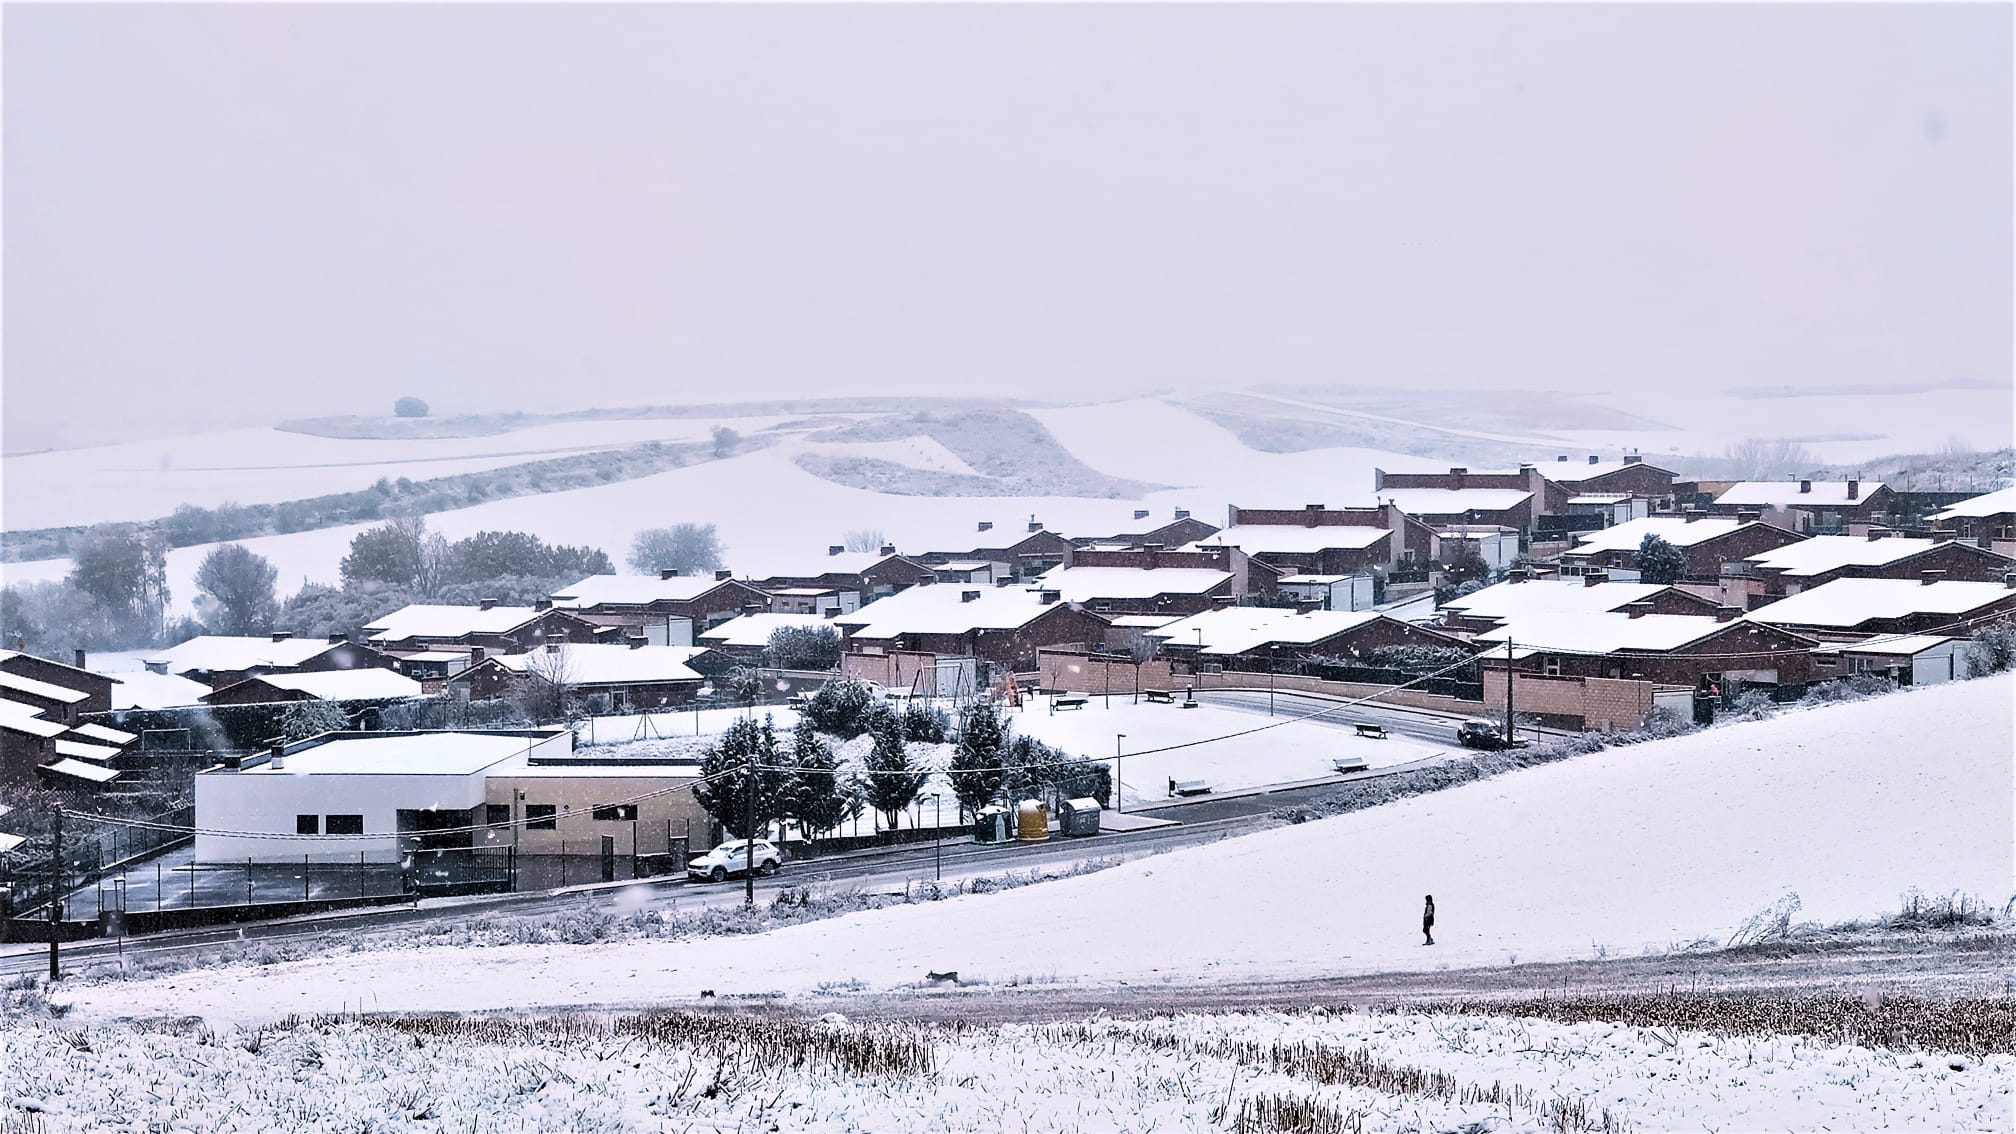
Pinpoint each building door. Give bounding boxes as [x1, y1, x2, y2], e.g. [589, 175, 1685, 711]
[600, 836, 616, 883]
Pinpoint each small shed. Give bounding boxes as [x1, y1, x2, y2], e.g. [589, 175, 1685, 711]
[1058, 797, 1102, 837]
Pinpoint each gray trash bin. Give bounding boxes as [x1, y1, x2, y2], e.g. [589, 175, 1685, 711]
[1058, 797, 1101, 837]
[972, 808, 1013, 844]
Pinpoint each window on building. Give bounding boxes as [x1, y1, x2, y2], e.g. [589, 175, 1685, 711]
[525, 804, 558, 830]
[1542, 656, 1563, 677]
[484, 804, 512, 828]
[593, 804, 639, 822]
[296, 814, 319, 835]
[324, 814, 363, 835]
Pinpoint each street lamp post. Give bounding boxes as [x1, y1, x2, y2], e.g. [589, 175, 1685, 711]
[930, 794, 943, 881]
[1115, 734, 1126, 815]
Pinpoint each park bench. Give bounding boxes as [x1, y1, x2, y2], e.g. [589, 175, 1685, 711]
[1352, 722, 1389, 739]
[1144, 689, 1174, 704]
[1168, 777, 1213, 797]
[1052, 695, 1089, 711]
[1332, 756, 1370, 774]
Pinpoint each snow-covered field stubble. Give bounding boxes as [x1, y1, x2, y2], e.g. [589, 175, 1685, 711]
[1, 1008, 2007, 1133]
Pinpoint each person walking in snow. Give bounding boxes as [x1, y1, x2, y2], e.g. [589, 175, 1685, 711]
[1422, 895, 1436, 945]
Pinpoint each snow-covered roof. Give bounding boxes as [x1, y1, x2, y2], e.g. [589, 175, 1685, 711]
[1144, 607, 1393, 655]
[1108, 615, 1182, 629]
[1033, 565, 1232, 601]
[834, 585, 1076, 639]
[550, 573, 727, 608]
[396, 650, 475, 663]
[1556, 460, 1671, 481]
[1744, 578, 2016, 629]
[54, 738, 123, 763]
[1932, 486, 2016, 521]
[1184, 524, 1389, 555]
[768, 586, 847, 597]
[0, 699, 68, 738]
[0, 670, 89, 704]
[1742, 536, 1960, 578]
[1812, 634, 1961, 657]
[225, 670, 426, 701]
[1278, 575, 1352, 584]
[42, 758, 120, 784]
[365, 604, 542, 642]
[1567, 494, 1633, 505]
[1442, 580, 1700, 621]
[108, 671, 212, 710]
[0, 649, 105, 679]
[504, 762, 704, 779]
[481, 644, 706, 686]
[778, 552, 909, 577]
[68, 722, 136, 746]
[145, 635, 341, 673]
[933, 559, 998, 571]
[242, 732, 551, 776]
[1714, 481, 1887, 508]
[0, 832, 22, 854]
[697, 613, 839, 649]
[1374, 488, 1533, 514]
[1470, 612, 1733, 656]
[1566, 515, 1759, 554]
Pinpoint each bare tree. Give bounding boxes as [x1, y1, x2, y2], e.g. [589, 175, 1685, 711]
[516, 646, 577, 723]
[413, 532, 451, 599]
[843, 529, 887, 553]
[1722, 438, 1818, 480]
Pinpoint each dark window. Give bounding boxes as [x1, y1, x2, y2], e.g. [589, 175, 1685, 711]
[592, 804, 638, 822]
[485, 804, 512, 828]
[325, 814, 363, 835]
[296, 814, 319, 835]
[525, 804, 557, 830]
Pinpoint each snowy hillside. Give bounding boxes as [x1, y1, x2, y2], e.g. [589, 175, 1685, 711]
[64, 673, 2013, 1024]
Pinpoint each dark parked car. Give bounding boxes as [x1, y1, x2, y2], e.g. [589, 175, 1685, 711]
[1456, 718, 1529, 750]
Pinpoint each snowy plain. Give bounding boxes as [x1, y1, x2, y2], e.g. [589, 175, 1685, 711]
[59, 673, 2015, 1025]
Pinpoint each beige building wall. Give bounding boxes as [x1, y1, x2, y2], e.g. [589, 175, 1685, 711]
[481, 772, 712, 860]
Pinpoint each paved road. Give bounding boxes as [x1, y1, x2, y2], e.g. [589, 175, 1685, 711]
[1191, 687, 1473, 745]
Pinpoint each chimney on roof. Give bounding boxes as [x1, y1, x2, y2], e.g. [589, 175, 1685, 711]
[1304, 504, 1324, 527]
[1715, 606, 1743, 623]
[1509, 568, 1529, 584]
[1174, 508, 1191, 520]
[625, 635, 647, 649]
[1142, 543, 1163, 570]
[961, 590, 981, 603]
[828, 545, 844, 556]
[469, 646, 486, 665]
[1133, 509, 1150, 520]
[978, 521, 993, 532]
[328, 632, 347, 645]
[660, 568, 680, 580]
[545, 642, 561, 654]
[1557, 455, 1569, 463]
[1623, 601, 1654, 619]
[2005, 572, 2016, 589]
[715, 569, 733, 581]
[1448, 468, 1467, 476]
[271, 631, 292, 642]
[1846, 479, 1860, 501]
[1624, 454, 1643, 465]
[1736, 510, 1762, 524]
[73, 649, 87, 669]
[1798, 479, 1812, 494]
[1582, 571, 1609, 588]
[1683, 508, 1703, 522]
[268, 742, 285, 771]
[478, 598, 498, 610]
[1589, 455, 1601, 466]
[533, 598, 552, 612]
[1028, 520, 1043, 533]
[1038, 589, 1061, 605]
[879, 544, 896, 556]
[1920, 569, 1945, 586]
[1866, 527, 1889, 541]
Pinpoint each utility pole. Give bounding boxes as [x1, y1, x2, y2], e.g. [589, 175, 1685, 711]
[48, 807, 63, 981]
[744, 748, 757, 907]
[1504, 637, 1515, 747]
[1115, 734, 1126, 815]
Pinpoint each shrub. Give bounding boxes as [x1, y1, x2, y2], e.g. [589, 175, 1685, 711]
[1965, 620, 2016, 676]
[394, 396, 430, 418]
[803, 677, 879, 738]
[901, 703, 949, 744]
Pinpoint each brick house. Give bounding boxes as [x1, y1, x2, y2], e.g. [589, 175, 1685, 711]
[1474, 612, 1819, 687]
[749, 548, 939, 602]
[365, 601, 614, 655]
[1196, 504, 1417, 572]
[0, 671, 90, 727]
[1710, 480, 1897, 534]
[1055, 543, 1274, 605]
[1373, 487, 1538, 540]
[1375, 464, 1571, 517]
[0, 650, 115, 714]
[1741, 577, 2016, 641]
[551, 571, 775, 641]
[1437, 577, 1726, 636]
[1728, 535, 2016, 608]
[1932, 487, 2016, 557]
[446, 643, 721, 712]
[0, 698, 67, 784]
[1146, 607, 1472, 670]
[1080, 511, 1222, 549]
[832, 584, 1110, 671]
[1547, 454, 1678, 502]
[919, 525, 1076, 581]
[1030, 565, 1235, 618]
[144, 633, 397, 690]
[696, 613, 842, 664]
[1558, 515, 1805, 583]
[201, 669, 426, 706]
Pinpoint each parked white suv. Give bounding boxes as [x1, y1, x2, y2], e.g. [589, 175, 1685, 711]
[687, 839, 783, 882]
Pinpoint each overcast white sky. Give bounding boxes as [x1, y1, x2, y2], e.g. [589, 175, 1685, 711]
[3, 3, 2009, 449]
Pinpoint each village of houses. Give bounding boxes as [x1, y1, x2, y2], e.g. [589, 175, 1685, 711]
[3, 456, 2014, 933]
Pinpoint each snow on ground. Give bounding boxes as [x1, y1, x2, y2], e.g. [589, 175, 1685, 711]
[62, 675, 2014, 1025]
[2, 1009, 2006, 1133]
[800, 435, 993, 479]
[1008, 697, 1439, 807]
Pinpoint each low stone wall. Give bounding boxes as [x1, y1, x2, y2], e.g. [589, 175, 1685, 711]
[1481, 670, 1660, 731]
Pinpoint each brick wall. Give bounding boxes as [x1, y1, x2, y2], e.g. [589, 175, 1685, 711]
[1039, 650, 1176, 695]
[1482, 670, 1659, 731]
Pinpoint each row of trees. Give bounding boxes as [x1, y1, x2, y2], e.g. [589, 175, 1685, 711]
[340, 516, 611, 592]
[627, 523, 724, 577]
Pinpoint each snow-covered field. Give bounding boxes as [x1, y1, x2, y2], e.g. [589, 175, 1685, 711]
[2, 1008, 2006, 1133]
[58, 674, 2014, 1025]
[1009, 697, 1440, 807]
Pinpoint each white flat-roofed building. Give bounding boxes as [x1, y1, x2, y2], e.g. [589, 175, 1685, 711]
[1812, 635, 1967, 686]
[195, 729, 571, 862]
[1276, 574, 1376, 612]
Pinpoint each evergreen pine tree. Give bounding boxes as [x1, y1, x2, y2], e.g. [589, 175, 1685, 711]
[787, 716, 857, 836]
[1637, 534, 1688, 585]
[691, 714, 792, 839]
[948, 701, 1008, 818]
[861, 704, 927, 831]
